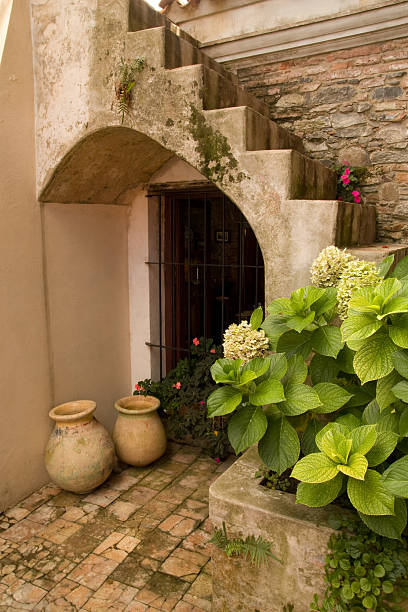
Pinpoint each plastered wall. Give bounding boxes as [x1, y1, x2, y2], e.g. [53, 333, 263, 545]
[0, 0, 52, 509]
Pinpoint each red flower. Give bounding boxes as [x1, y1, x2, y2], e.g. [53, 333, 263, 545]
[172, 381, 181, 389]
[210, 349, 216, 354]
[193, 338, 199, 346]
[216, 457, 220, 463]
[135, 384, 140, 391]
[382, 245, 389, 249]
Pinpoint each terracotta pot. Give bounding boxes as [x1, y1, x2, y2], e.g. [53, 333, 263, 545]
[45, 400, 115, 494]
[113, 395, 167, 466]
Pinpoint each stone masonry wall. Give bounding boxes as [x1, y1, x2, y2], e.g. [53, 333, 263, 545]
[232, 37, 408, 243]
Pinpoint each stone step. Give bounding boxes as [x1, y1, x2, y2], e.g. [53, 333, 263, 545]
[335, 203, 376, 247]
[168, 64, 270, 116]
[241, 150, 336, 200]
[203, 107, 304, 154]
[347, 243, 408, 265]
[125, 27, 237, 85]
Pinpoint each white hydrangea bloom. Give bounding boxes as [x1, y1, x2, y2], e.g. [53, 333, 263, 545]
[337, 260, 380, 319]
[223, 320, 270, 363]
[311, 246, 355, 288]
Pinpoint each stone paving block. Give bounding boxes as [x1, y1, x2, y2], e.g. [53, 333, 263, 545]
[107, 501, 138, 522]
[135, 530, 181, 562]
[83, 487, 121, 508]
[107, 472, 141, 492]
[124, 602, 149, 612]
[60, 530, 101, 563]
[160, 548, 209, 582]
[139, 471, 176, 491]
[154, 461, 188, 477]
[159, 515, 197, 538]
[121, 486, 158, 507]
[1, 519, 44, 543]
[155, 485, 194, 506]
[171, 451, 200, 465]
[67, 553, 118, 590]
[181, 529, 212, 557]
[37, 578, 92, 611]
[29, 505, 65, 526]
[110, 554, 154, 590]
[39, 519, 82, 544]
[4, 508, 30, 522]
[83, 578, 138, 611]
[48, 491, 85, 508]
[134, 571, 189, 611]
[177, 500, 208, 522]
[117, 535, 140, 553]
[7, 580, 47, 606]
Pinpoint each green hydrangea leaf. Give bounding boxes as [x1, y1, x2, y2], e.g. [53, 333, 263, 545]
[392, 349, 408, 378]
[348, 425, 377, 455]
[341, 313, 382, 342]
[286, 311, 315, 333]
[374, 277, 401, 302]
[279, 383, 321, 416]
[376, 370, 402, 412]
[336, 345, 356, 374]
[353, 332, 397, 384]
[391, 380, 408, 402]
[249, 379, 285, 406]
[290, 286, 325, 310]
[377, 411, 399, 434]
[241, 356, 271, 381]
[250, 306, 263, 330]
[347, 470, 395, 515]
[277, 330, 313, 360]
[265, 353, 288, 381]
[227, 405, 267, 454]
[261, 316, 288, 349]
[389, 313, 408, 348]
[400, 410, 408, 437]
[310, 287, 338, 317]
[258, 416, 300, 476]
[211, 358, 242, 384]
[377, 254, 395, 278]
[207, 386, 243, 417]
[338, 453, 368, 480]
[311, 326, 344, 358]
[392, 254, 408, 280]
[319, 428, 351, 463]
[359, 498, 407, 539]
[382, 455, 408, 498]
[301, 418, 324, 455]
[309, 354, 340, 384]
[296, 473, 343, 507]
[313, 382, 352, 414]
[316, 422, 351, 451]
[282, 355, 307, 386]
[366, 431, 399, 467]
[291, 453, 338, 484]
[378, 296, 408, 319]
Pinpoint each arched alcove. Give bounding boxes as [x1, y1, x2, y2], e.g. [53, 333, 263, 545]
[41, 126, 266, 429]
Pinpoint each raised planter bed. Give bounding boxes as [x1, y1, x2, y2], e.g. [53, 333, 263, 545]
[209, 446, 335, 612]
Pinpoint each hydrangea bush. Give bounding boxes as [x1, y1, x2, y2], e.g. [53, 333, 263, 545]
[311, 246, 355, 288]
[223, 319, 270, 363]
[207, 252, 408, 542]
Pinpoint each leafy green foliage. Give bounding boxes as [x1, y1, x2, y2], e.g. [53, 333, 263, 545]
[311, 514, 408, 611]
[115, 57, 145, 124]
[210, 522, 280, 567]
[134, 338, 231, 459]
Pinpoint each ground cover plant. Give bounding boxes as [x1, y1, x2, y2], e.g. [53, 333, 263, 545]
[207, 249, 408, 610]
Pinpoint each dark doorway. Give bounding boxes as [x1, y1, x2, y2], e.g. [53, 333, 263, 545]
[147, 189, 265, 376]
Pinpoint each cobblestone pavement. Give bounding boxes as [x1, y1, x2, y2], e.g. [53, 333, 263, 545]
[0, 443, 235, 611]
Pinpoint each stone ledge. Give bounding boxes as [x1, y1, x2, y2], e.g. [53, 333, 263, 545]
[209, 446, 335, 612]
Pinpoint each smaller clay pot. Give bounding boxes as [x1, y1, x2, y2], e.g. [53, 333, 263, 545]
[113, 395, 166, 467]
[45, 400, 115, 494]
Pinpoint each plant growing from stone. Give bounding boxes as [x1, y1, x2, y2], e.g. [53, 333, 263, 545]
[207, 253, 408, 540]
[210, 521, 280, 567]
[336, 163, 368, 204]
[115, 57, 145, 124]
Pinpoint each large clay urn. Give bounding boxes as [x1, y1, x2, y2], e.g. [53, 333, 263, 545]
[45, 400, 115, 494]
[113, 395, 167, 466]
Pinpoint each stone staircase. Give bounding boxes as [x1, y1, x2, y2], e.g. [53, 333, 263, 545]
[31, 0, 397, 299]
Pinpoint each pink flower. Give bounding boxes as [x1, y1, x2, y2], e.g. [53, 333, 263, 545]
[354, 196, 361, 203]
[193, 338, 199, 346]
[344, 167, 351, 176]
[210, 349, 216, 354]
[216, 458, 220, 463]
[200, 400, 204, 405]
[141, 387, 145, 392]
[338, 197, 342, 201]
[341, 176, 350, 185]
[172, 381, 181, 390]
[135, 384, 140, 391]
[352, 190, 359, 197]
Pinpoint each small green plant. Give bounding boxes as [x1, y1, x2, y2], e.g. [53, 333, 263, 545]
[210, 522, 280, 567]
[255, 465, 293, 492]
[115, 57, 145, 124]
[311, 515, 408, 611]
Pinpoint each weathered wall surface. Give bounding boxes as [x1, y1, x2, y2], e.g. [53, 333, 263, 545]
[43, 204, 132, 433]
[0, 0, 52, 509]
[235, 37, 408, 243]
